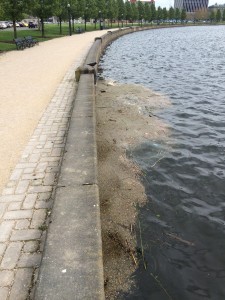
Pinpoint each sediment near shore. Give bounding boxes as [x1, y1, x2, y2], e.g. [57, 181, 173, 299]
[96, 80, 170, 298]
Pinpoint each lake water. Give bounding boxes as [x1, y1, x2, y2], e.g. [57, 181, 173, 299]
[100, 26, 225, 299]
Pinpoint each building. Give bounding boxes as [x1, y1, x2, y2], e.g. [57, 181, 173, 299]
[174, 0, 209, 12]
[208, 3, 225, 13]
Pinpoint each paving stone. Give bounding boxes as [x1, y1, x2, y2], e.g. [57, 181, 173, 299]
[29, 153, 41, 163]
[0, 221, 15, 242]
[4, 210, 33, 220]
[22, 173, 45, 180]
[23, 167, 35, 174]
[18, 253, 42, 268]
[40, 157, 60, 162]
[23, 241, 39, 253]
[30, 209, 46, 229]
[22, 194, 38, 210]
[0, 244, 7, 257]
[10, 169, 23, 181]
[0, 287, 8, 300]
[10, 229, 41, 242]
[8, 202, 21, 211]
[0, 270, 14, 286]
[0, 195, 25, 203]
[0, 203, 7, 219]
[35, 162, 48, 173]
[29, 268, 40, 299]
[15, 180, 30, 195]
[2, 188, 15, 195]
[31, 179, 43, 186]
[46, 166, 61, 173]
[16, 163, 36, 169]
[6, 181, 17, 188]
[48, 161, 60, 167]
[9, 268, 33, 300]
[15, 220, 30, 230]
[0, 242, 23, 269]
[35, 200, 53, 209]
[51, 148, 62, 157]
[43, 173, 56, 186]
[38, 192, 51, 201]
[28, 186, 52, 193]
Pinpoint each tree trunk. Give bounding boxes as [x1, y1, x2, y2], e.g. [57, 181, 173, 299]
[41, 18, 45, 38]
[13, 20, 17, 39]
[72, 18, 75, 32]
[59, 17, 62, 35]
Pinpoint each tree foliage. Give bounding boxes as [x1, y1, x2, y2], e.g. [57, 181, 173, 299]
[216, 9, 221, 22]
[0, 0, 190, 38]
[174, 8, 180, 22]
[1, 0, 27, 38]
[168, 7, 174, 20]
[209, 10, 215, 22]
[181, 8, 186, 22]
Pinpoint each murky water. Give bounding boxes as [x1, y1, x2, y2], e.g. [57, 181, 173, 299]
[100, 26, 225, 299]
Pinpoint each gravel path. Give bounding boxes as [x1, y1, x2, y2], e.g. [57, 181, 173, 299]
[0, 30, 108, 193]
[0, 29, 109, 300]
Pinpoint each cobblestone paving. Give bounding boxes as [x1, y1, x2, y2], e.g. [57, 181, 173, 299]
[0, 63, 77, 299]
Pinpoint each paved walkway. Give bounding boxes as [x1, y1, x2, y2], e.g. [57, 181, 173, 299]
[0, 30, 109, 300]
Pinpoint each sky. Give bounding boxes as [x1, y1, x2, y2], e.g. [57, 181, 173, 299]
[155, 0, 225, 8]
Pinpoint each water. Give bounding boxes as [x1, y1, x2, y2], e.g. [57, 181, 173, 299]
[100, 26, 225, 299]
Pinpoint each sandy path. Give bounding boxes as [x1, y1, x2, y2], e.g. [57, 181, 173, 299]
[0, 30, 109, 193]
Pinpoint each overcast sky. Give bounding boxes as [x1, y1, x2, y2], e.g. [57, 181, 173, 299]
[155, 0, 225, 8]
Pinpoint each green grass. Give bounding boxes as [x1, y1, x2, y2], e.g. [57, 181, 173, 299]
[0, 23, 96, 51]
[0, 42, 16, 51]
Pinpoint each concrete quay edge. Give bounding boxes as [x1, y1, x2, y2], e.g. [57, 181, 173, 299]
[34, 26, 153, 300]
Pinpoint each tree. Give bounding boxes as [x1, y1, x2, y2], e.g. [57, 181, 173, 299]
[1, 0, 27, 38]
[85, 0, 97, 30]
[144, 2, 152, 23]
[125, 0, 132, 25]
[209, 10, 215, 22]
[96, 0, 106, 20]
[53, 0, 67, 35]
[223, 9, 225, 21]
[117, 0, 125, 26]
[174, 8, 180, 23]
[162, 7, 167, 22]
[194, 8, 208, 21]
[31, 0, 53, 38]
[0, 3, 4, 20]
[216, 9, 221, 22]
[137, 1, 144, 25]
[151, 3, 156, 21]
[131, 2, 138, 25]
[70, 0, 80, 32]
[181, 8, 186, 22]
[156, 6, 162, 23]
[168, 6, 174, 21]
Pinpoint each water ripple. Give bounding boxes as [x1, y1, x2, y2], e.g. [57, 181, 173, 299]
[101, 25, 225, 299]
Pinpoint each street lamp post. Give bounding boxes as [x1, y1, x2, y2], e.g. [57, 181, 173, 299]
[99, 10, 102, 30]
[67, 3, 72, 36]
[84, 7, 88, 31]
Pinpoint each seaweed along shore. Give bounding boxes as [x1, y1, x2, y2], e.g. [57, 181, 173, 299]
[96, 80, 170, 298]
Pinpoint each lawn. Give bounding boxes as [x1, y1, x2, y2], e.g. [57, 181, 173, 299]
[0, 23, 103, 52]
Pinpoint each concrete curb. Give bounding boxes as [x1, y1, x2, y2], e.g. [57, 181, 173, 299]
[34, 26, 150, 300]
